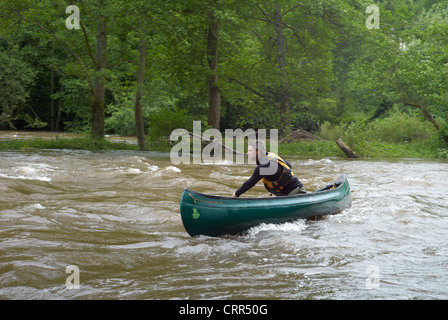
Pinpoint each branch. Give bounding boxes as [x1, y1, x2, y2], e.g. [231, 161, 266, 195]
[281, 4, 301, 17]
[227, 77, 279, 108]
[189, 131, 245, 156]
[255, 4, 273, 24]
[69, 0, 97, 67]
[65, 44, 94, 92]
[402, 100, 440, 131]
[250, 29, 275, 65]
[281, 22, 313, 65]
[80, 21, 97, 67]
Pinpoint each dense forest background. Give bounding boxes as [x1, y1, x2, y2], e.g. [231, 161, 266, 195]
[1, 0, 448, 153]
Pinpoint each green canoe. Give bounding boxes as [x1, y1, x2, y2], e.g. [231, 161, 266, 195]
[180, 175, 352, 237]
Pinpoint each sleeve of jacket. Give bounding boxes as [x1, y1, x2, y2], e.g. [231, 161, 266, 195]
[235, 166, 262, 197]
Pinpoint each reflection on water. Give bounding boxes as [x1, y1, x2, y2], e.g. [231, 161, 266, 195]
[1, 145, 448, 299]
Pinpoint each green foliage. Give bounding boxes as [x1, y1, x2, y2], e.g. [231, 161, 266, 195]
[104, 88, 137, 136]
[438, 123, 448, 145]
[318, 109, 444, 158]
[435, 123, 448, 158]
[352, 140, 436, 159]
[105, 103, 136, 136]
[0, 42, 37, 129]
[367, 112, 435, 143]
[222, 101, 282, 131]
[58, 78, 91, 133]
[147, 107, 205, 139]
[346, 0, 448, 130]
[320, 110, 436, 144]
[1, 0, 447, 159]
[0, 137, 138, 151]
[319, 121, 346, 142]
[437, 148, 448, 159]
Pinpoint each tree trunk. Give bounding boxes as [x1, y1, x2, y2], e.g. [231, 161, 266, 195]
[50, 66, 55, 131]
[404, 102, 440, 131]
[91, 3, 107, 139]
[369, 100, 392, 122]
[207, 4, 220, 130]
[273, 3, 290, 129]
[134, 37, 147, 150]
[336, 138, 359, 158]
[55, 82, 63, 131]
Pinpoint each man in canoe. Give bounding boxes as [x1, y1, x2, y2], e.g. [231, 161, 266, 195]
[232, 141, 306, 197]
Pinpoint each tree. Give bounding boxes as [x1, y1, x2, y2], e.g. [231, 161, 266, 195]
[109, 0, 153, 150]
[272, 2, 290, 128]
[169, 0, 224, 130]
[226, 0, 355, 132]
[0, 0, 111, 138]
[347, 1, 448, 131]
[134, 37, 147, 150]
[90, 0, 108, 139]
[0, 43, 36, 129]
[207, 0, 221, 130]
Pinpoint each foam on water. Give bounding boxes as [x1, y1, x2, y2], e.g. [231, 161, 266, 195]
[165, 166, 181, 173]
[247, 220, 308, 237]
[0, 164, 54, 181]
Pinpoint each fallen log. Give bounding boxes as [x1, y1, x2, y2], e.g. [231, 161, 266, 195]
[336, 138, 359, 158]
[187, 131, 245, 156]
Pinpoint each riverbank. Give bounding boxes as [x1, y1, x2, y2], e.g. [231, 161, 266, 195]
[279, 139, 442, 159]
[0, 130, 445, 159]
[0, 136, 139, 151]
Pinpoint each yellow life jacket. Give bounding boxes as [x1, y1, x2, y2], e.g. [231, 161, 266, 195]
[261, 152, 295, 195]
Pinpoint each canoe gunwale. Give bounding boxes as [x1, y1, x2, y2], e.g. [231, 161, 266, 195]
[183, 174, 348, 202]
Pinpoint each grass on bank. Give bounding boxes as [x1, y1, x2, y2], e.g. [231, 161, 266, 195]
[279, 139, 442, 159]
[0, 137, 139, 151]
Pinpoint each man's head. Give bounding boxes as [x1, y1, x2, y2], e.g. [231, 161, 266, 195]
[247, 140, 266, 162]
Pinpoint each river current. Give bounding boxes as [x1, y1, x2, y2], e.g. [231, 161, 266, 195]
[1, 146, 448, 299]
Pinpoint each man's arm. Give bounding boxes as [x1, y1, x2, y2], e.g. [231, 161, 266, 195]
[233, 166, 262, 197]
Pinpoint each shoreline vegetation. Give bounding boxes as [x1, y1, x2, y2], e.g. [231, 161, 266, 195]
[0, 128, 446, 160]
[2, 2, 448, 161]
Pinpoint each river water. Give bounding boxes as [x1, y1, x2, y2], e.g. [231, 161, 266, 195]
[1, 145, 448, 300]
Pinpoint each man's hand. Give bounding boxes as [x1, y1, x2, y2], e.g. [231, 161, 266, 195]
[232, 191, 239, 197]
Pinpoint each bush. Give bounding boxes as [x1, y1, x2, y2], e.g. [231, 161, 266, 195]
[319, 121, 346, 142]
[147, 107, 203, 139]
[104, 88, 139, 136]
[316, 110, 443, 158]
[105, 102, 136, 136]
[438, 123, 448, 146]
[366, 112, 435, 143]
[319, 111, 436, 145]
